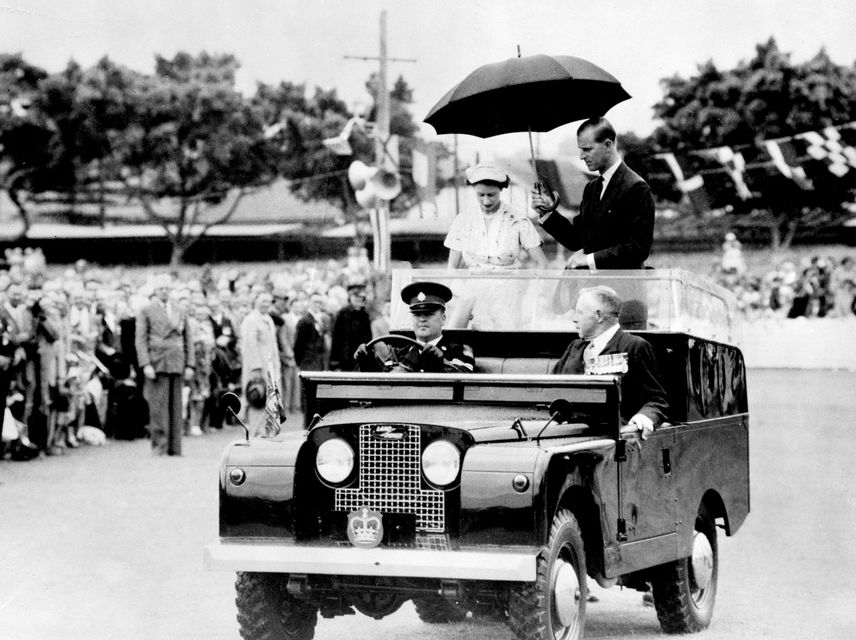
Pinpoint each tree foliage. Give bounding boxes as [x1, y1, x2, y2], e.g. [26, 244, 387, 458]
[0, 52, 284, 262]
[253, 80, 371, 210]
[652, 38, 856, 149]
[647, 37, 856, 247]
[254, 72, 420, 213]
[0, 49, 424, 260]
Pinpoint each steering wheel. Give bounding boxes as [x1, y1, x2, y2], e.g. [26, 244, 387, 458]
[364, 334, 422, 370]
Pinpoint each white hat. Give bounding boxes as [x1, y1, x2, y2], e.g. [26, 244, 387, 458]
[465, 164, 508, 185]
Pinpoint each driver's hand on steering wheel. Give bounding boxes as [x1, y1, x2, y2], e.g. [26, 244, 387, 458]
[420, 344, 444, 365]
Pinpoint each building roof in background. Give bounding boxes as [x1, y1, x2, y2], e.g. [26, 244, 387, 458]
[0, 178, 342, 235]
[15, 222, 303, 241]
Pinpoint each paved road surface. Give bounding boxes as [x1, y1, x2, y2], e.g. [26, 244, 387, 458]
[2, 369, 854, 640]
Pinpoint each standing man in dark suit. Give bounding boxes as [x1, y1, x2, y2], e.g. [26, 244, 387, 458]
[329, 282, 373, 371]
[293, 292, 329, 410]
[135, 275, 193, 456]
[553, 286, 668, 439]
[294, 292, 329, 373]
[531, 117, 655, 270]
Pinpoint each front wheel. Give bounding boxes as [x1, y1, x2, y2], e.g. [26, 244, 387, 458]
[507, 509, 586, 640]
[650, 507, 718, 633]
[412, 595, 468, 623]
[235, 572, 318, 640]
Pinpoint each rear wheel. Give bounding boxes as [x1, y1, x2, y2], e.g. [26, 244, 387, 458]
[650, 507, 718, 633]
[235, 572, 318, 640]
[507, 509, 586, 640]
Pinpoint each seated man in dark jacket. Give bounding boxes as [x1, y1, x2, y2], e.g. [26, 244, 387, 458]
[553, 285, 668, 439]
[355, 281, 474, 374]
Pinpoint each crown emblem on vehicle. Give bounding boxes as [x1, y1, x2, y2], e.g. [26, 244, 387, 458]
[347, 507, 384, 548]
[416, 291, 426, 301]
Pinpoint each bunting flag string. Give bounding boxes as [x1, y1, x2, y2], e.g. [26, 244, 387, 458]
[653, 121, 856, 212]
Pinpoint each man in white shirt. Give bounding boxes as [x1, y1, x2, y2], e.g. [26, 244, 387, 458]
[530, 117, 655, 270]
[552, 286, 668, 439]
[135, 274, 193, 456]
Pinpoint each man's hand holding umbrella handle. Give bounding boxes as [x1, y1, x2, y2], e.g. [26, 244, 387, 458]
[531, 184, 560, 215]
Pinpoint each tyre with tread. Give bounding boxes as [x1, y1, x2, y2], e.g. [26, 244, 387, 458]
[507, 508, 586, 640]
[413, 595, 468, 623]
[651, 506, 718, 633]
[235, 572, 318, 640]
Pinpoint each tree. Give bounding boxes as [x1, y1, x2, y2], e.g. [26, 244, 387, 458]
[255, 73, 421, 216]
[116, 52, 283, 263]
[0, 53, 51, 235]
[649, 38, 856, 247]
[366, 73, 420, 212]
[1, 52, 284, 262]
[253, 81, 373, 211]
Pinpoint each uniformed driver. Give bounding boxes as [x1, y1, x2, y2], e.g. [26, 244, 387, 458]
[355, 281, 474, 373]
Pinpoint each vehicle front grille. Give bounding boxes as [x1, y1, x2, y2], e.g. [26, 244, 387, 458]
[335, 424, 445, 533]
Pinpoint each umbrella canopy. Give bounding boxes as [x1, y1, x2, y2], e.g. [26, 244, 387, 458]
[424, 54, 631, 138]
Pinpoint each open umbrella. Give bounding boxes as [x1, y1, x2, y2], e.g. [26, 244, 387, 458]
[424, 53, 631, 181]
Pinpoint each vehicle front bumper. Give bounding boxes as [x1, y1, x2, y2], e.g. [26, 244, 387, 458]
[204, 538, 538, 581]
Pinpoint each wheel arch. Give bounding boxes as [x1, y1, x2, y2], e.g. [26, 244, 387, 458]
[699, 488, 731, 534]
[540, 449, 606, 584]
[557, 484, 604, 582]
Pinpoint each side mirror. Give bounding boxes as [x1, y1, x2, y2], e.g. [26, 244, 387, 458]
[537, 398, 575, 443]
[548, 398, 574, 423]
[219, 392, 249, 441]
[220, 391, 242, 415]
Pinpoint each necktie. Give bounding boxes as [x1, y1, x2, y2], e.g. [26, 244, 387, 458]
[593, 176, 605, 200]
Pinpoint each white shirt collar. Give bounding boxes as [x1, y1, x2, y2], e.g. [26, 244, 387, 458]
[588, 322, 620, 358]
[417, 335, 442, 348]
[599, 159, 622, 195]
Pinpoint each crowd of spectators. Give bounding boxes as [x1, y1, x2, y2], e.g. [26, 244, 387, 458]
[712, 234, 856, 319]
[3, 238, 854, 461]
[1, 247, 390, 462]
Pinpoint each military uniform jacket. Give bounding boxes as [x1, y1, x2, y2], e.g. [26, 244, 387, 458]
[552, 328, 669, 426]
[359, 335, 474, 374]
[540, 162, 654, 269]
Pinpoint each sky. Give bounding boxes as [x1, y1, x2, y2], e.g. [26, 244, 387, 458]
[2, 0, 856, 161]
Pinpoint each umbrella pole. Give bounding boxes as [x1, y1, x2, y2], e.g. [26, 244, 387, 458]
[527, 127, 541, 192]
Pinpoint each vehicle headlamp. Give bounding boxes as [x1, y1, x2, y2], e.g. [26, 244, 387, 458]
[421, 440, 460, 487]
[316, 438, 354, 484]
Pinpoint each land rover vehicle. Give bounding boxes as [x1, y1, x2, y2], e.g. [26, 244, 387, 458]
[205, 269, 749, 640]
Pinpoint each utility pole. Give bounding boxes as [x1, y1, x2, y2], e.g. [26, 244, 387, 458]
[344, 10, 415, 271]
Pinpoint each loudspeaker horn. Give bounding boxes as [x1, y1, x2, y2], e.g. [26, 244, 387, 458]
[370, 169, 401, 201]
[347, 161, 376, 191]
[354, 182, 377, 209]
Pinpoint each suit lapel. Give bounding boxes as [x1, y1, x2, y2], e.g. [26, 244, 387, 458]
[561, 340, 588, 374]
[600, 328, 625, 355]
